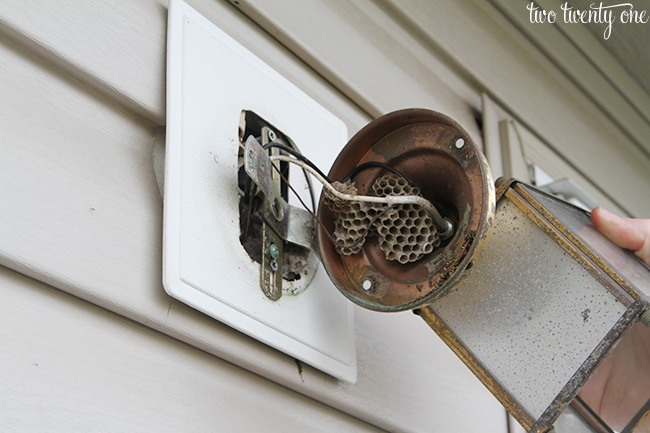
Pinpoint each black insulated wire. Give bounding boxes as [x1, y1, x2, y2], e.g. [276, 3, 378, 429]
[342, 161, 419, 189]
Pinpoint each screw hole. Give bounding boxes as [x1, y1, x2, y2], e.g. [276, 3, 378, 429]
[455, 138, 465, 149]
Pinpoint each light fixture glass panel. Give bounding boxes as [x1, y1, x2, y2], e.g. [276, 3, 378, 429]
[430, 198, 627, 418]
[524, 186, 650, 298]
[553, 406, 605, 433]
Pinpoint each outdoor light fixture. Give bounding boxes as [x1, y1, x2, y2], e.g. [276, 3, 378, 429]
[244, 109, 650, 432]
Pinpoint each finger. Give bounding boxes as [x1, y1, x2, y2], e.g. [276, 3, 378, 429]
[591, 207, 650, 266]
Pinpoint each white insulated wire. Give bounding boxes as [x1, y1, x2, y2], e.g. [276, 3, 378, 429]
[270, 154, 452, 235]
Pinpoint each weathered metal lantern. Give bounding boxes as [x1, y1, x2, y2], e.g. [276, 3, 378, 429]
[317, 109, 650, 432]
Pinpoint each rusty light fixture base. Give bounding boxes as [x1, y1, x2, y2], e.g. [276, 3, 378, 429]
[317, 109, 495, 312]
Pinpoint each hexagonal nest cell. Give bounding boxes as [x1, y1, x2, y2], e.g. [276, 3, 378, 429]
[323, 174, 440, 263]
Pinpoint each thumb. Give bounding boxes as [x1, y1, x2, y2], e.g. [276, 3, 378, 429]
[591, 207, 650, 266]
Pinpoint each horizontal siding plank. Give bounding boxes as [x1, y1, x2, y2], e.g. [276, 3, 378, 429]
[0, 0, 370, 131]
[224, 0, 483, 141]
[0, 267, 383, 433]
[2, 0, 647, 216]
[0, 30, 506, 433]
[491, 0, 650, 153]
[0, 0, 166, 124]
[229, 0, 650, 216]
[378, 0, 650, 216]
[534, 0, 650, 126]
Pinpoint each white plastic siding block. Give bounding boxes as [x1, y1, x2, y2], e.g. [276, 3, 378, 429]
[164, 0, 356, 382]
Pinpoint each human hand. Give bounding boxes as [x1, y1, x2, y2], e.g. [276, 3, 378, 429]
[578, 207, 650, 432]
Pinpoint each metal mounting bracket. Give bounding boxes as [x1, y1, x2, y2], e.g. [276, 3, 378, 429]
[244, 135, 319, 254]
[244, 133, 319, 300]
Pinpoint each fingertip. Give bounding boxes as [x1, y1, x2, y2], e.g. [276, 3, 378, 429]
[591, 206, 626, 245]
[590, 206, 601, 226]
[591, 208, 650, 262]
[591, 206, 619, 231]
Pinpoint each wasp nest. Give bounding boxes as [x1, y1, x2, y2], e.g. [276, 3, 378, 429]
[324, 181, 381, 255]
[324, 174, 440, 263]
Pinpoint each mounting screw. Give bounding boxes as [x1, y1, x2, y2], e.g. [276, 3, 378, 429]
[271, 197, 284, 221]
[268, 130, 277, 141]
[268, 244, 280, 260]
[270, 259, 279, 272]
[641, 308, 650, 328]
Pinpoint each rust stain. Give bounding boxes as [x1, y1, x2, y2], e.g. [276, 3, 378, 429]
[435, 231, 475, 285]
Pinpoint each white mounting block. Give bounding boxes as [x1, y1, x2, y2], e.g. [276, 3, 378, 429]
[164, 0, 356, 381]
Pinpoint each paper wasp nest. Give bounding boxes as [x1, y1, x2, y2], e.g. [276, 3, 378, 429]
[324, 174, 440, 264]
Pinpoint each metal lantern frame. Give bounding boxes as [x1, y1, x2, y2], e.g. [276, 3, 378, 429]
[317, 109, 650, 433]
[419, 179, 649, 432]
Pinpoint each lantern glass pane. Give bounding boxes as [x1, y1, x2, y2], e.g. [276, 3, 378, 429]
[524, 185, 650, 298]
[430, 198, 627, 418]
[553, 406, 602, 433]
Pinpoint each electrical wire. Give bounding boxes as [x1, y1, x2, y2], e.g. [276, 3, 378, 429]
[342, 161, 417, 188]
[241, 175, 255, 242]
[269, 158, 338, 247]
[270, 154, 452, 235]
[263, 141, 332, 184]
[263, 140, 317, 211]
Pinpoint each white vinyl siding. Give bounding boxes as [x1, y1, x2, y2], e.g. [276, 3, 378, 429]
[0, 267, 382, 433]
[1, 0, 648, 431]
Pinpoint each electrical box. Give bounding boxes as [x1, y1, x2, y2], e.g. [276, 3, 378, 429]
[164, 0, 356, 382]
